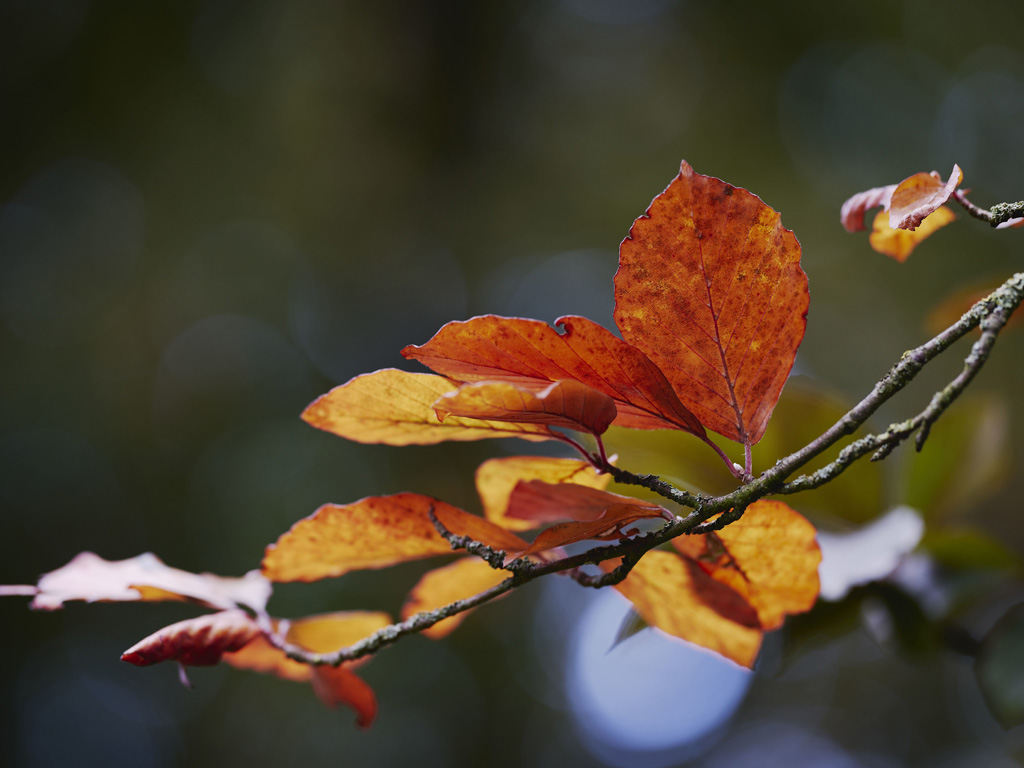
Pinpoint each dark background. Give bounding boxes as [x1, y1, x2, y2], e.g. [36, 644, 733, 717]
[2, 1, 1024, 766]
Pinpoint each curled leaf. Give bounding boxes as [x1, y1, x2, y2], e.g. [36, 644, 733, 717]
[434, 379, 617, 437]
[121, 609, 260, 667]
[505, 480, 666, 526]
[401, 557, 509, 639]
[262, 494, 528, 582]
[14, 551, 270, 612]
[302, 369, 555, 446]
[840, 183, 898, 232]
[475, 456, 610, 532]
[403, 314, 705, 434]
[869, 207, 956, 262]
[614, 160, 809, 446]
[888, 165, 963, 231]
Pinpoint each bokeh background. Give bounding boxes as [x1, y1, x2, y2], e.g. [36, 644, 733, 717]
[3, 1, 1024, 766]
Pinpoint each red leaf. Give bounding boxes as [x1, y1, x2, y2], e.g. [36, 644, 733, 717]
[17, 551, 270, 612]
[840, 183, 897, 232]
[615, 161, 809, 446]
[888, 165, 963, 231]
[121, 610, 260, 667]
[505, 480, 666, 526]
[402, 314, 705, 434]
[434, 379, 617, 436]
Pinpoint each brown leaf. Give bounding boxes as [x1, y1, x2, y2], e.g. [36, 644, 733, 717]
[612, 550, 763, 667]
[615, 160, 809, 446]
[401, 557, 509, 639]
[672, 500, 820, 630]
[262, 494, 528, 582]
[18, 551, 270, 612]
[302, 369, 556, 446]
[434, 379, 617, 437]
[869, 207, 956, 262]
[402, 314, 705, 434]
[475, 456, 610, 532]
[889, 165, 963, 231]
[840, 183, 897, 232]
[121, 610, 260, 667]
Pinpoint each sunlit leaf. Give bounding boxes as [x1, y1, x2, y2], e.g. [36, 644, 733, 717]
[475, 455, 610, 532]
[10, 551, 270, 612]
[672, 500, 820, 630]
[612, 550, 762, 667]
[310, 666, 378, 728]
[403, 314, 705, 434]
[302, 369, 556, 446]
[888, 165, 963, 231]
[614, 160, 809, 446]
[869, 207, 956, 262]
[401, 557, 509, 639]
[262, 494, 528, 582]
[121, 610, 260, 667]
[434, 379, 616, 437]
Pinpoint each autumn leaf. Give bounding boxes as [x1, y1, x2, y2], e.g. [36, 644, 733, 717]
[121, 609, 260, 667]
[475, 456, 610, 532]
[434, 379, 617, 437]
[614, 160, 809, 446]
[262, 494, 528, 582]
[401, 557, 509, 639]
[869, 207, 956, 262]
[6, 551, 271, 612]
[888, 165, 963, 231]
[301, 369, 556, 446]
[223, 611, 390, 728]
[840, 182, 898, 233]
[505, 480, 666, 527]
[510, 487, 673, 560]
[671, 500, 820, 630]
[612, 550, 763, 667]
[403, 314, 705, 434]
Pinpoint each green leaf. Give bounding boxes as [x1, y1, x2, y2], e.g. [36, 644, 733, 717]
[976, 604, 1024, 727]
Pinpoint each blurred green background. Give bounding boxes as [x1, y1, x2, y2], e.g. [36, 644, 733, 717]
[3, 1, 1024, 766]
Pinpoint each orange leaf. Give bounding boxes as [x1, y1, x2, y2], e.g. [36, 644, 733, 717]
[475, 456, 610, 532]
[402, 315, 705, 434]
[672, 500, 820, 630]
[612, 550, 762, 667]
[614, 160, 809, 446]
[310, 666, 378, 728]
[262, 494, 528, 582]
[223, 612, 387, 728]
[434, 379, 617, 437]
[840, 183, 897, 232]
[401, 557, 509, 639]
[302, 369, 556, 446]
[121, 609, 260, 667]
[888, 165, 963, 231]
[16, 551, 270, 612]
[926, 281, 1024, 336]
[869, 207, 956, 262]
